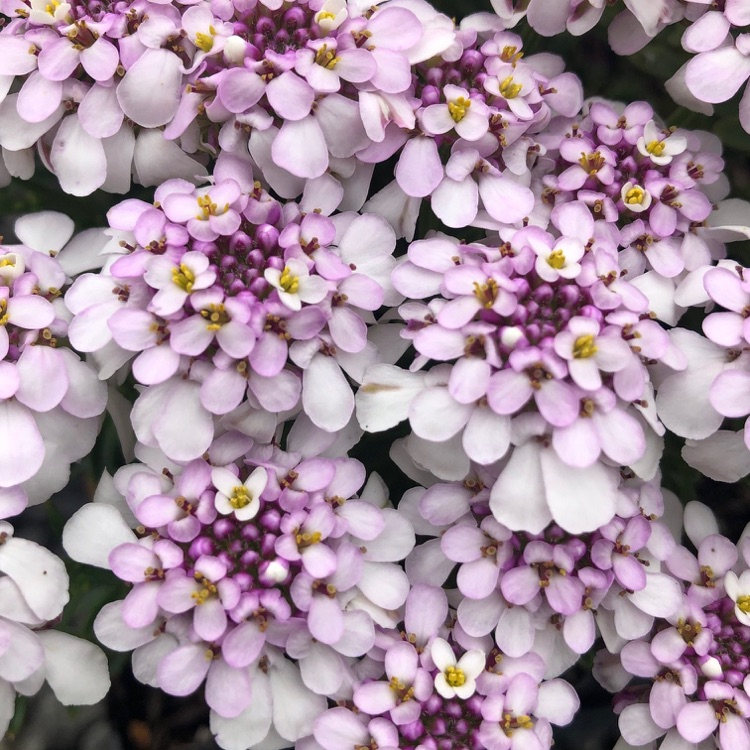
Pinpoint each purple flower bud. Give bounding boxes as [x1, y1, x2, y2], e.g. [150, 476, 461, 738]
[421, 85, 441, 106]
[189, 536, 215, 558]
[241, 549, 260, 567]
[261, 508, 281, 532]
[213, 519, 235, 539]
[229, 232, 253, 254]
[261, 533, 277, 557]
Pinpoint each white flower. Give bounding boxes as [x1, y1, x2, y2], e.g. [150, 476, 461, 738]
[621, 181, 652, 213]
[264, 258, 329, 312]
[314, 0, 348, 32]
[530, 236, 585, 283]
[636, 121, 687, 166]
[212, 466, 268, 521]
[724, 570, 750, 626]
[431, 637, 485, 699]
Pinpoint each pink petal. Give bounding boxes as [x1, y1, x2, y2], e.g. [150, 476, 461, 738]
[395, 136, 443, 198]
[272, 116, 328, 179]
[0, 401, 44, 487]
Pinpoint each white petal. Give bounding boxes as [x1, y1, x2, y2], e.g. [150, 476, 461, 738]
[50, 114, 106, 196]
[356, 364, 425, 432]
[63, 503, 137, 568]
[540, 449, 618, 533]
[0, 537, 68, 620]
[303, 354, 354, 433]
[38, 631, 110, 705]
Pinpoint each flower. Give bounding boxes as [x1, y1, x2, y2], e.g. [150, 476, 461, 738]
[431, 637, 485, 699]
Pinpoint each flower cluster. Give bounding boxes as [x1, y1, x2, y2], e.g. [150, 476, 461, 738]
[64, 445, 415, 745]
[594, 503, 750, 750]
[490, 0, 750, 135]
[0, 211, 108, 517]
[65, 160, 401, 462]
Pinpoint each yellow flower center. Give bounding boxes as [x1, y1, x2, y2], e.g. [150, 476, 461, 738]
[295, 530, 322, 548]
[172, 263, 195, 292]
[279, 266, 300, 295]
[195, 27, 216, 53]
[314, 43, 340, 69]
[501, 45, 523, 65]
[579, 151, 605, 174]
[547, 248, 566, 269]
[196, 194, 229, 219]
[473, 278, 498, 308]
[45, 0, 60, 14]
[389, 676, 415, 702]
[646, 140, 666, 157]
[499, 75, 522, 99]
[445, 665, 466, 688]
[0, 299, 9, 327]
[502, 713, 533, 736]
[191, 573, 218, 605]
[448, 96, 471, 123]
[316, 10, 336, 21]
[625, 186, 646, 205]
[229, 485, 251, 509]
[737, 595, 750, 614]
[200, 303, 229, 331]
[573, 334, 598, 359]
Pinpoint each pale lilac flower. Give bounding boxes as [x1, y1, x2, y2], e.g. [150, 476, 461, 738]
[478, 672, 579, 750]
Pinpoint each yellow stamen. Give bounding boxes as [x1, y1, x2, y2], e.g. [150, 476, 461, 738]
[388, 676, 415, 702]
[573, 334, 598, 359]
[229, 485, 251, 509]
[444, 665, 466, 688]
[502, 713, 533, 735]
[579, 151, 605, 174]
[473, 278, 498, 308]
[501, 45, 523, 65]
[190, 573, 217, 605]
[625, 186, 646, 205]
[195, 28, 215, 53]
[646, 140, 666, 157]
[737, 595, 750, 614]
[172, 263, 195, 292]
[295, 530, 322, 548]
[499, 75, 522, 99]
[0, 300, 8, 327]
[196, 194, 221, 219]
[316, 10, 336, 21]
[200, 303, 229, 331]
[314, 43, 340, 70]
[448, 96, 471, 123]
[279, 266, 300, 295]
[547, 248, 566, 269]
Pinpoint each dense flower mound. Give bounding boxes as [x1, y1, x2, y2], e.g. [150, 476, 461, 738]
[0, 212, 108, 516]
[595, 503, 750, 750]
[64, 164, 401, 461]
[357, 220, 681, 531]
[398, 471, 680, 682]
[0, 521, 110, 736]
[336, 638, 577, 750]
[63, 444, 415, 745]
[491, 0, 750, 134]
[0, 0, 211, 193]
